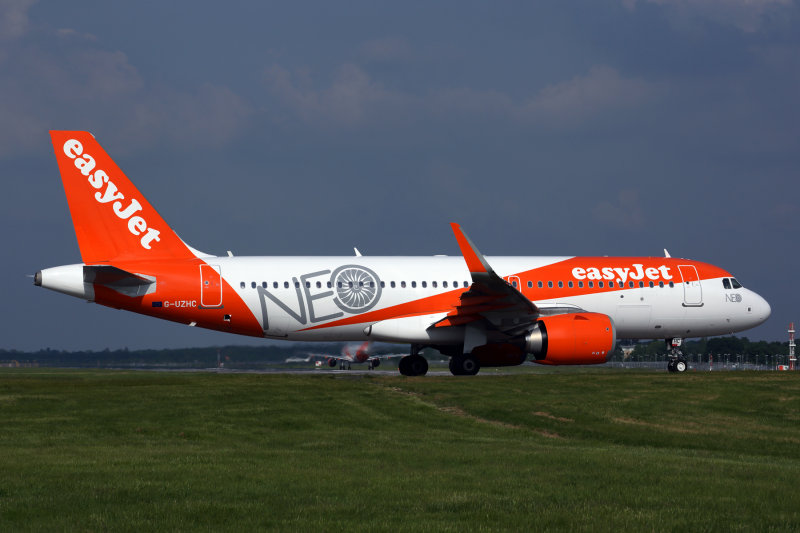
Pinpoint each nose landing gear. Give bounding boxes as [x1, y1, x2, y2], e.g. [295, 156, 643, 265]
[666, 338, 687, 373]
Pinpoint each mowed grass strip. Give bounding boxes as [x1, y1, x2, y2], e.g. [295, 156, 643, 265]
[0, 369, 798, 532]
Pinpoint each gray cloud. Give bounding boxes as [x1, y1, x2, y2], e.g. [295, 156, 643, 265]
[622, 0, 793, 32]
[263, 63, 411, 127]
[592, 190, 646, 229]
[521, 66, 663, 127]
[0, 0, 36, 41]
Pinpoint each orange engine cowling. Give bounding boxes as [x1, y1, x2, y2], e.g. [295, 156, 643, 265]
[524, 313, 616, 365]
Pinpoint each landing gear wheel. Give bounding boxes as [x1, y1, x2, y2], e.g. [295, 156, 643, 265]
[399, 355, 428, 376]
[449, 355, 480, 376]
[666, 338, 686, 374]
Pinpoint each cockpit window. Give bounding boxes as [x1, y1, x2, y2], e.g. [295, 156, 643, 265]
[731, 278, 742, 289]
[722, 278, 731, 290]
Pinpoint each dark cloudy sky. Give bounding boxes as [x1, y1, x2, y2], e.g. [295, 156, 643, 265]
[2, 1, 797, 350]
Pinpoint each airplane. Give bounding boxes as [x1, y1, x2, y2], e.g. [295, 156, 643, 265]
[305, 341, 404, 370]
[35, 131, 771, 376]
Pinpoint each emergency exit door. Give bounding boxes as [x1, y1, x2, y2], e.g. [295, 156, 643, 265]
[678, 265, 703, 307]
[200, 264, 223, 308]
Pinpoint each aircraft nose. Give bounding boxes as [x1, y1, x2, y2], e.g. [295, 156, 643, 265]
[751, 291, 771, 326]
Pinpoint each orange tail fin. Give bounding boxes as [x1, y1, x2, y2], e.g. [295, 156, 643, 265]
[50, 131, 196, 264]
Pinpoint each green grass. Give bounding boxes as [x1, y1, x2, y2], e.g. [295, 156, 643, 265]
[0, 369, 799, 531]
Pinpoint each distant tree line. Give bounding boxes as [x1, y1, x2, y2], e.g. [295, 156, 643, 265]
[1, 337, 792, 368]
[0, 343, 348, 368]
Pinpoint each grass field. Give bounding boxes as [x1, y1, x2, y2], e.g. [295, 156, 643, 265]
[1, 369, 799, 531]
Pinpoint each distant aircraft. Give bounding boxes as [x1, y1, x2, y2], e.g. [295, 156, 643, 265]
[36, 131, 771, 376]
[306, 341, 402, 370]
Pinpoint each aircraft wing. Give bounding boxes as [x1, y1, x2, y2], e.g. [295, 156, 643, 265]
[433, 224, 538, 336]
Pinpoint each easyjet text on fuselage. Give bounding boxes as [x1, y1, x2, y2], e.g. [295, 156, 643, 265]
[571, 264, 673, 284]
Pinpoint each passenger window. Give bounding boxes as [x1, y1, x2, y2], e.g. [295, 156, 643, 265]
[723, 278, 731, 289]
[284, 281, 289, 289]
[422, 281, 427, 288]
[578, 281, 584, 288]
[512, 280, 518, 288]
[558, 281, 563, 288]
[262, 282, 267, 288]
[432, 281, 437, 288]
[527, 281, 533, 288]
[463, 281, 469, 288]
[305, 282, 310, 288]
[316, 281, 322, 289]
[568, 281, 573, 288]
[401, 281, 406, 288]
[391, 281, 396, 288]
[412, 281, 417, 288]
[669, 281, 674, 288]
[649, 281, 654, 288]
[639, 281, 644, 288]
[588, 281, 594, 288]
[251, 282, 256, 289]
[629, 281, 634, 288]
[443, 281, 448, 288]
[295, 282, 300, 288]
[548, 281, 553, 288]
[538, 281, 543, 288]
[659, 281, 664, 288]
[327, 281, 331, 289]
[599, 281, 604, 288]
[240, 282, 245, 289]
[380, 281, 385, 288]
[731, 278, 742, 289]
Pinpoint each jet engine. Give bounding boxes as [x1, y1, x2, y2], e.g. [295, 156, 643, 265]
[524, 312, 616, 365]
[328, 358, 338, 368]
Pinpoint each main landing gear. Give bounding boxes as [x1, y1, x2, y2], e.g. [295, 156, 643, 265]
[449, 354, 480, 376]
[398, 345, 428, 376]
[666, 338, 687, 373]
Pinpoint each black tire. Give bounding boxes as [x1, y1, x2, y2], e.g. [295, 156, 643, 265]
[450, 355, 480, 376]
[667, 361, 676, 373]
[399, 355, 427, 376]
[461, 355, 480, 376]
[409, 355, 428, 376]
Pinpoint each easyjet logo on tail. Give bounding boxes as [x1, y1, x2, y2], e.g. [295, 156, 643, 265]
[63, 139, 161, 250]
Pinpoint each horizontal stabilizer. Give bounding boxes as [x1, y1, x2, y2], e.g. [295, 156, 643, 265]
[83, 265, 155, 298]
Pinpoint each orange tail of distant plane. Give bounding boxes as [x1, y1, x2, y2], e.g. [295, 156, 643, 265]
[50, 131, 195, 264]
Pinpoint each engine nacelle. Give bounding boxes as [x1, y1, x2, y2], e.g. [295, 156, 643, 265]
[524, 313, 616, 365]
[328, 358, 338, 368]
